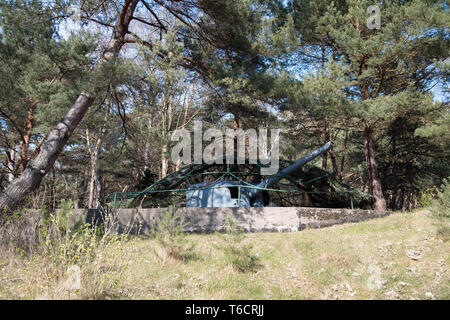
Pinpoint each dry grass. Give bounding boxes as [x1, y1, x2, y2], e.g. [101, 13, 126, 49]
[0, 209, 449, 299]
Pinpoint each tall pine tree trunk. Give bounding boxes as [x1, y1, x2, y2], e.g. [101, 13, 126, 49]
[77, 167, 89, 208]
[363, 123, 387, 211]
[391, 130, 398, 210]
[95, 170, 103, 207]
[161, 144, 168, 178]
[339, 129, 348, 180]
[143, 114, 152, 172]
[0, 0, 139, 216]
[86, 111, 107, 208]
[88, 148, 99, 209]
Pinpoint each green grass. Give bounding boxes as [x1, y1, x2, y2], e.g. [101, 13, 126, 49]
[1, 209, 449, 299]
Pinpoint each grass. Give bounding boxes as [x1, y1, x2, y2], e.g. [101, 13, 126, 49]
[0, 209, 449, 299]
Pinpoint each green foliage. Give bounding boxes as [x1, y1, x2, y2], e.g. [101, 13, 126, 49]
[417, 187, 437, 208]
[415, 105, 450, 150]
[429, 178, 450, 243]
[39, 199, 115, 266]
[0, 0, 95, 190]
[3, 207, 449, 299]
[222, 213, 261, 273]
[151, 206, 196, 261]
[0, 0, 448, 214]
[430, 178, 450, 218]
[223, 212, 245, 242]
[1, 199, 132, 299]
[279, 0, 449, 210]
[225, 243, 261, 273]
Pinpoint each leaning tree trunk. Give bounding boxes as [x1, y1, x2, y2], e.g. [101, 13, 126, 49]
[363, 123, 387, 211]
[0, 0, 139, 217]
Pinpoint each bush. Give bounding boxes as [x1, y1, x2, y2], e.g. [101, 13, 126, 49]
[417, 187, 437, 208]
[1, 200, 133, 299]
[222, 213, 262, 273]
[430, 178, 450, 218]
[0, 207, 46, 252]
[151, 206, 196, 261]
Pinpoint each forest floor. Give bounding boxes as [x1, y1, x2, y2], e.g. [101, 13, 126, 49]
[0, 209, 449, 299]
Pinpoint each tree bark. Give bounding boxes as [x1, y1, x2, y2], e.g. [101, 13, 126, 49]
[86, 117, 105, 209]
[17, 102, 38, 173]
[0, 0, 140, 216]
[363, 123, 387, 211]
[77, 167, 89, 208]
[321, 122, 329, 171]
[0, 93, 95, 213]
[88, 146, 99, 209]
[6, 148, 17, 182]
[143, 112, 152, 172]
[391, 129, 398, 210]
[329, 150, 339, 177]
[95, 170, 103, 207]
[160, 144, 168, 178]
[339, 129, 348, 180]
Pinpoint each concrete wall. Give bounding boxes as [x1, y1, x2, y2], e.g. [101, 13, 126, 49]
[75, 207, 391, 234]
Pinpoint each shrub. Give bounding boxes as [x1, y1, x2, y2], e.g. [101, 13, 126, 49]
[1, 200, 132, 299]
[430, 178, 450, 218]
[0, 207, 46, 252]
[222, 213, 261, 273]
[418, 187, 437, 208]
[151, 206, 196, 261]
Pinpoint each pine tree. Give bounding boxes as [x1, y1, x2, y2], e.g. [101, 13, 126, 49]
[286, 0, 449, 210]
[0, 0, 94, 183]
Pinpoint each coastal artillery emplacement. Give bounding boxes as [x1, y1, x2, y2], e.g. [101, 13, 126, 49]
[107, 142, 375, 209]
[186, 142, 333, 207]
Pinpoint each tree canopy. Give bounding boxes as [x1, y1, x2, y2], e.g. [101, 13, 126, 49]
[0, 0, 448, 214]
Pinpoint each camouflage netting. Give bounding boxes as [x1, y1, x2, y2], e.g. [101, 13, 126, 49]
[288, 165, 375, 209]
[108, 159, 375, 209]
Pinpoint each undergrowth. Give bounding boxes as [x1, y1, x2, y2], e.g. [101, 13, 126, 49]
[222, 213, 262, 273]
[430, 178, 450, 242]
[0, 200, 133, 299]
[150, 206, 197, 262]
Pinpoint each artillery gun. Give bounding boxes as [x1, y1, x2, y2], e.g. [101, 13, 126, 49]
[186, 142, 332, 207]
[110, 141, 374, 209]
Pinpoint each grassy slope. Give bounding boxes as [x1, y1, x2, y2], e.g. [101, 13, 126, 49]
[1, 209, 449, 299]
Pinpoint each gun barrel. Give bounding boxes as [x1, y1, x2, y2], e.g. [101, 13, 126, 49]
[247, 141, 332, 199]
